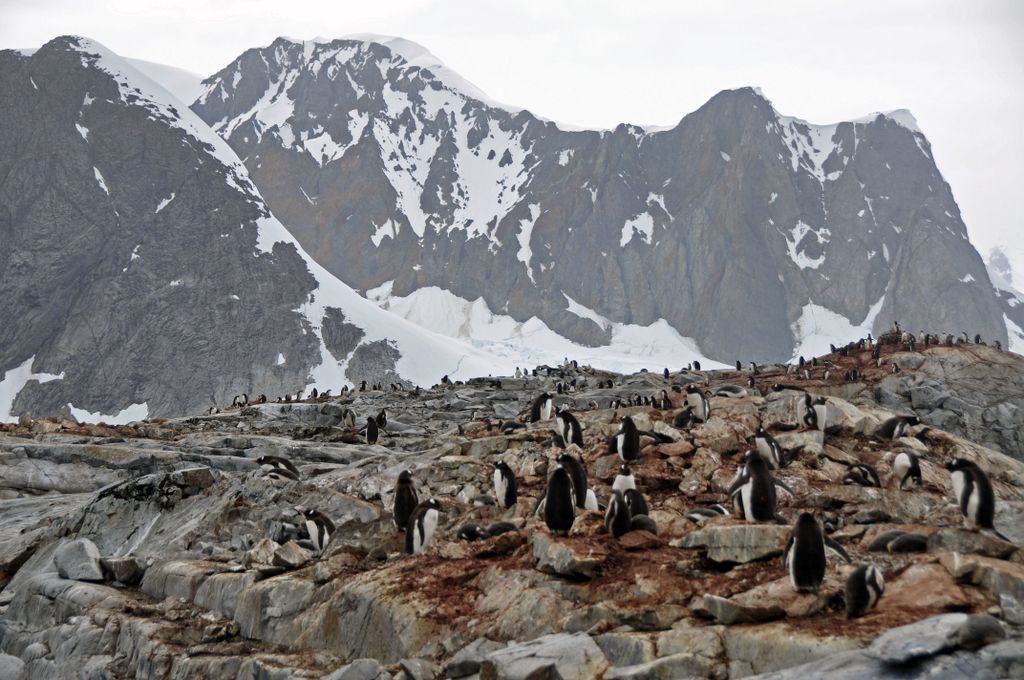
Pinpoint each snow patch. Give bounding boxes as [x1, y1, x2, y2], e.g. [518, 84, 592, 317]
[277, 353, 286, 365]
[1006, 315, 1024, 354]
[960, 274, 976, 283]
[75, 123, 89, 141]
[563, 294, 611, 330]
[516, 204, 541, 283]
[93, 167, 109, 194]
[790, 295, 885, 362]
[0, 357, 65, 423]
[370, 219, 399, 247]
[558, 150, 573, 166]
[783, 221, 829, 269]
[620, 212, 654, 247]
[720, 151, 731, 162]
[156, 193, 175, 213]
[68, 402, 148, 425]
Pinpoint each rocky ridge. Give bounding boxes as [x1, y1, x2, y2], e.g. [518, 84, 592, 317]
[1, 343, 1024, 678]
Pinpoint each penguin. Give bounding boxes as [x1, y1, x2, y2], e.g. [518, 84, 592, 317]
[341, 408, 356, 428]
[655, 389, 672, 409]
[310, 387, 318, 400]
[875, 415, 920, 440]
[891, 362, 900, 374]
[946, 458, 1004, 537]
[257, 394, 267, 404]
[405, 499, 442, 555]
[811, 397, 829, 433]
[845, 564, 885, 618]
[588, 399, 599, 410]
[375, 409, 387, 429]
[685, 385, 710, 422]
[624, 488, 649, 517]
[630, 514, 658, 534]
[393, 470, 419, 531]
[256, 455, 299, 478]
[714, 385, 747, 398]
[605, 490, 633, 538]
[685, 504, 730, 522]
[515, 367, 522, 379]
[736, 360, 742, 371]
[530, 393, 555, 422]
[663, 367, 670, 380]
[783, 512, 851, 592]
[801, 393, 818, 430]
[753, 426, 786, 469]
[298, 507, 335, 555]
[543, 465, 576, 536]
[363, 417, 379, 445]
[842, 463, 881, 487]
[727, 451, 794, 522]
[556, 410, 584, 448]
[614, 415, 641, 463]
[673, 406, 694, 429]
[612, 464, 636, 493]
[893, 452, 922, 489]
[493, 460, 518, 508]
[457, 523, 489, 541]
[693, 360, 701, 371]
[261, 468, 299, 483]
[486, 521, 518, 537]
[557, 453, 596, 511]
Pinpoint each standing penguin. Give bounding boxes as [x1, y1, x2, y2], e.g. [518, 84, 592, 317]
[753, 426, 786, 469]
[557, 453, 597, 511]
[946, 459, 1005, 537]
[614, 416, 641, 462]
[673, 406, 695, 429]
[393, 470, 419, 531]
[727, 451, 793, 522]
[875, 415, 920, 440]
[685, 385, 711, 422]
[624, 488, 649, 517]
[811, 397, 829, 434]
[845, 565, 885, 618]
[341, 408, 357, 428]
[530, 393, 555, 422]
[801, 393, 817, 430]
[363, 417, 379, 445]
[544, 465, 576, 536]
[298, 507, 336, 555]
[493, 460, 518, 508]
[893, 452, 922, 489]
[605, 490, 633, 538]
[612, 464, 636, 493]
[783, 512, 851, 592]
[405, 499, 443, 555]
[375, 408, 388, 429]
[655, 389, 672, 410]
[556, 410, 584, 447]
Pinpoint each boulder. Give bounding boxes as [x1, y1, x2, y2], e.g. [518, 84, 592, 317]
[532, 533, 608, 579]
[53, 538, 104, 582]
[480, 633, 608, 680]
[869, 613, 967, 663]
[676, 524, 789, 563]
[604, 652, 713, 679]
[99, 555, 146, 585]
[446, 638, 504, 678]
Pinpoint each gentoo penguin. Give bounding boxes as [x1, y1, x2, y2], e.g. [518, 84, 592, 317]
[515, 367, 522, 379]
[614, 416, 641, 462]
[612, 464, 636, 493]
[393, 470, 419, 531]
[298, 507, 336, 555]
[685, 385, 710, 422]
[693, 360, 701, 371]
[875, 415, 920, 440]
[405, 499, 442, 555]
[486, 521, 518, 537]
[727, 451, 793, 522]
[363, 417, 379, 445]
[530, 393, 555, 422]
[457, 523, 489, 541]
[606, 490, 633, 538]
[845, 564, 885, 618]
[714, 385, 747, 398]
[783, 512, 851, 592]
[946, 459, 1004, 537]
[811, 396, 829, 433]
[556, 411, 584, 448]
[375, 409, 387, 429]
[544, 465, 576, 536]
[753, 426, 786, 469]
[341, 408, 356, 428]
[673, 406, 694, 429]
[256, 455, 300, 478]
[359, 380, 367, 391]
[655, 389, 673, 409]
[893, 452, 922, 489]
[493, 460, 518, 508]
[557, 453, 597, 511]
[630, 514, 658, 534]
[842, 463, 881, 487]
[736, 360, 742, 371]
[663, 367, 670, 380]
[310, 387, 318, 400]
[685, 504, 730, 522]
[261, 468, 299, 483]
[624, 488, 649, 517]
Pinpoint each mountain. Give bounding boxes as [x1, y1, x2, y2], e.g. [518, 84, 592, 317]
[124, 57, 205, 104]
[0, 36, 517, 422]
[191, 36, 1010, 363]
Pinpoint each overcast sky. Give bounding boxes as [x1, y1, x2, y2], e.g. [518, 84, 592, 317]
[3, 0, 1022, 279]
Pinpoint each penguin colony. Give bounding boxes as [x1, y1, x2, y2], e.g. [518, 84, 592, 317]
[239, 337, 1013, 623]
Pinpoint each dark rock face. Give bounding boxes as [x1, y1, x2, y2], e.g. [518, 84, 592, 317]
[192, 37, 1009, 362]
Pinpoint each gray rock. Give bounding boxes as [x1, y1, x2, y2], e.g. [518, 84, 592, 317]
[605, 652, 712, 679]
[954, 614, 1007, 651]
[0, 653, 25, 679]
[594, 633, 656, 667]
[447, 639, 504, 678]
[676, 524, 790, 563]
[99, 556, 146, 585]
[696, 594, 785, 625]
[398, 658, 438, 680]
[531, 533, 607, 579]
[52, 538, 104, 582]
[868, 613, 967, 663]
[480, 633, 608, 680]
[322, 658, 388, 680]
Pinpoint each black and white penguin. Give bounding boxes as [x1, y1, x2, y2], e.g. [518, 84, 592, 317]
[811, 397, 829, 433]
[375, 408, 387, 429]
[544, 465, 576, 536]
[310, 387, 318, 400]
[693, 360, 701, 371]
[405, 499, 442, 555]
[685, 504, 730, 522]
[457, 523, 489, 541]
[630, 514, 658, 533]
[556, 410, 584, 448]
[845, 564, 885, 618]
[727, 451, 792, 522]
[664, 367, 670, 380]
[753, 426, 786, 469]
[363, 417, 379, 445]
[875, 415, 920, 440]
[655, 389, 673, 410]
[557, 453, 597, 511]
[893, 452, 922, 489]
[486, 521, 518, 536]
[714, 385, 748, 398]
[261, 468, 299, 483]
[341, 408, 356, 428]
[673, 406, 695, 429]
[783, 512, 851, 592]
[298, 507, 336, 555]
[256, 455, 300, 478]
[393, 470, 419, 531]
[624, 488, 649, 517]
[842, 463, 881, 487]
[605, 490, 633, 538]
[612, 464, 636, 493]
[530, 393, 555, 422]
[946, 459, 1004, 536]
[685, 385, 710, 422]
[614, 416, 641, 463]
[493, 460, 518, 508]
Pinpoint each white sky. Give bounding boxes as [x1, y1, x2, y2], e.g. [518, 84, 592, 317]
[3, 0, 1022, 279]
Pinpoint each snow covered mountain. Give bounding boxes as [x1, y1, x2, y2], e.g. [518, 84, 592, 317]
[192, 36, 1010, 363]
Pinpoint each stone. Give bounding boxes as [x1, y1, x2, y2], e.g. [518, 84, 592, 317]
[594, 633, 656, 667]
[99, 556, 146, 585]
[479, 633, 608, 680]
[927, 528, 1017, 559]
[322, 658, 388, 680]
[531, 533, 608, 579]
[604, 652, 712, 679]
[272, 541, 312, 569]
[399, 657, 438, 680]
[869, 613, 967, 663]
[52, 538, 104, 582]
[676, 524, 790, 563]
[695, 594, 785, 625]
[940, 552, 1024, 606]
[0, 654, 25, 679]
[955, 614, 1007, 651]
[446, 638, 504, 678]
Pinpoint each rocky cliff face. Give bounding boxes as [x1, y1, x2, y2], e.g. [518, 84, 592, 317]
[1, 344, 1023, 679]
[192, 36, 1009, 363]
[0, 37, 504, 422]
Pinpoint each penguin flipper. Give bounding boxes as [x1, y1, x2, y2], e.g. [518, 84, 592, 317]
[782, 534, 794, 567]
[773, 478, 796, 497]
[726, 473, 750, 498]
[825, 536, 852, 563]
